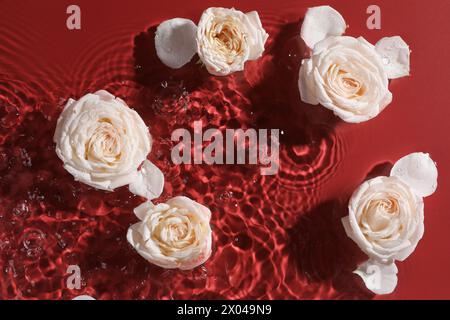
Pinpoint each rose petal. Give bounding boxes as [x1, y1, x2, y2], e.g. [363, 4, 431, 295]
[155, 18, 198, 69]
[375, 36, 410, 79]
[354, 259, 398, 295]
[390, 152, 438, 197]
[72, 295, 96, 300]
[245, 11, 269, 60]
[133, 201, 154, 221]
[94, 90, 115, 101]
[167, 196, 212, 220]
[129, 160, 165, 200]
[298, 58, 320, 105]
[300, 6, 347, 50]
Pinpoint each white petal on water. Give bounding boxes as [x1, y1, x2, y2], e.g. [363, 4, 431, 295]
[354, 259, 398, 295]
[155, 18, 198, 69]
[375, 36, 410, 79]
[300, 6, 347, 49]
[129, 160, 165, 200]
[72, 295, 96, 300]
[390, 152, 438, 197]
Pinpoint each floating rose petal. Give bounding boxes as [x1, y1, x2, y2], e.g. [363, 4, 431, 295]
[390, 152, 437, 197]
[354, 259, 398, 295]
[155, 18, 198, 69]
[375, 36, 410, 79]
[129, 160, 165, 200]
[72, 295, 96, 300]
[300, 6, 347, 50]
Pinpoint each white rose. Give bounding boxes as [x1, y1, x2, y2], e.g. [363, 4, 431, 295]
[299, 36, 393, 123]
[196, 7, 268, 76]
[342, 153, 438, 294]
[343, 176, 424, 263]
[127, 196, 212, 270]
[53, 90, 164, 199]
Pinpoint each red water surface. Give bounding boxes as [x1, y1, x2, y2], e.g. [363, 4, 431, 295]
[0, 0, 450, 300]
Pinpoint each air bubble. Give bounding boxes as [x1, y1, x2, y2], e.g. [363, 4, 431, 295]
[22, 228, 46, 259]
[19, 148, 32, 167]
[12, 200, 30, 217]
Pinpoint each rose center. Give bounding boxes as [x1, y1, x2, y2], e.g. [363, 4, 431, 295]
[153, 214, 195, 252]
[85, 118, 122, 164]
[361, 197, 400, 233]
[210, 19, 244, 63]
[326, 64, 365, 99]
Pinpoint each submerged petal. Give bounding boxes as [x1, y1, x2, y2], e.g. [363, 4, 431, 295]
[155, 18, 198, 69]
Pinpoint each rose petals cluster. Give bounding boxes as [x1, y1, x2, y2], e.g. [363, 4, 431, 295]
[155, 7, 268, 76]
[342, 153, 438, 294]
[127, 197, 212, 270]
[53, 90, 164, 199]
[299, 6, 411, 123]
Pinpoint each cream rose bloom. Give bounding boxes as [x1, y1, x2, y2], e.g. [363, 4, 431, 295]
[127, 197, 212, 270]
[343, 176, 424, 263]
[342, 153, 438, 294]
[196, 7, 268, 76]
[299, 36, 393, 123]
[54, 90, 164, 199]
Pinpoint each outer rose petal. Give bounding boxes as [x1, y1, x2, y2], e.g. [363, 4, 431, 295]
[393, 196, 424, 261]
[298, 58, 319, 105]
[155, 18, 198, 69]
[390, 153, 438, 197]
[354, 260, 398, 295]
[245, 11, 269, 60]
[133, 201, 170, 221]
[300, 6, 347, 50]
[376, 36, 410, 79]
[128, 160, 165, 200]
[166, 196, 212, 219]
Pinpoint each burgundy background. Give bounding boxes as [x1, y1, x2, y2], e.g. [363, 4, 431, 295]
[0, 0, 450, 300]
